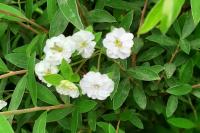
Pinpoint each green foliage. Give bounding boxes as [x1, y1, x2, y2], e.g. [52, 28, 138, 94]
[1, 0, 200, 132]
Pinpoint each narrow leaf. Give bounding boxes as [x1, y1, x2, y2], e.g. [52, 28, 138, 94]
[166, 84, 192, 96]
[33, 112, 47, 133]
[166, 95, 178, 117]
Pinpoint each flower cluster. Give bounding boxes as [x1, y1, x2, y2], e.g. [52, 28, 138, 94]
[35, 27, 134, 100]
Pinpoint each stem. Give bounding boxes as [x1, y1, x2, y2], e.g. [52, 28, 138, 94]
[0, 70, 27, 79]
[115, 120, 121, 133]
[97, 50, 102, 71]
[168, 45, 179, 63]
[0, 104, 72, 116]
[17, 22, 40, 34]
[137, 0, 148, 37]
[0, 10, 48, 33]
[188, 96, 198, 120]
[192, 83, 200, 89]
[77, 0, 89, 27]
[157, 45, 179, 84]
[132, 0, 148, 66]
[75, 59, 87, 74]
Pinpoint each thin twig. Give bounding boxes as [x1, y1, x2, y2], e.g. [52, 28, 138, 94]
[132, 0, 148, 66]
[77, 0, 89, 27]
[97, 50, 102, 71]
[0, 70, 27, 79]
[168, 45, 179, 63]
[0, 10, 48, 33]
[0, 104, 72, 116]
[157, 45, 179, 84]
[17, 22, 40, 34]
[115, 120, 121, 133]
[137, 0, 149, 37]
[187, 96, 198, 120]
[192, 83, 200, 89]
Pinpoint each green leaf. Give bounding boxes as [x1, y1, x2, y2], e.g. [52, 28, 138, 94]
[166, 95, 178, 117]
[97, 122, 115, 133]
[25, 0, 33, 18]
[105, 0, 141, 11]
[94, 32, 102, 43]
[181, 13, 196, 39]
[0, 58, 9, 72]
[60, 59, 73, 80]
[0, 115, 14, 133]
[57, 0, 84, 29]
[47, 108, 73, 122]
[88, 111, 97, 131]
[192, 90, 200, 98]
[132, 38, 144, 54]
[138, 46, 165, 62]
[120, 10, 133, 30]
[166, 84, 192, 96]
[44, 74, 64, 86]
[133, 86, 147, 109]
[113, 79, 130, 110]
[159, 0, 185, 33]
[164, 63, 176, 78]
[71, 110, 80, 133]
[37, 83, 59, 105]
[88, 9, 116, 23]
[179, 39, 190, 55]
[49, 9, 68, 37]
[167, 117, 196, 129]
[47, 0, 57, 21]
[146, 33, 176, 46]
[33, 111, 47, 133]
[5, 53, 28, 68]
[191, 39, 200, 50]
[0, 22, 8, 37]
[75, 99, 97, 113]
[8, 75, 27, 122]
[129, 114, 144, 129]
[138, 0, 164, 34]
[27, 53, 37, 106]
[0, 3, 26, 21]
[191, 0, 200, 24]
[128, 66, 160, 81]
[179, 59, 193, 83]
[107, 64, 120, 99]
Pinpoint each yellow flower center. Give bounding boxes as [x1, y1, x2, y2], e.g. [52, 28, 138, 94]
[80, 41, 88, 48]
[114, 39, 123, 48]
[50, 43, 63, 52]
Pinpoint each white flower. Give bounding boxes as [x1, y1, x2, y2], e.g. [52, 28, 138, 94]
[80, 71, 114, 100]
[72, 30, 96, 58]
[44, 34, 76, 65]
[103, 27, 134, 59]
[35, 60, 59, 87]
[0, 100, 7, 110]
[56, 80, 79, 98]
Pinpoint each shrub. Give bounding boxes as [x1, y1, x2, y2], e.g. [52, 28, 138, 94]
[0, 0, 200, 132]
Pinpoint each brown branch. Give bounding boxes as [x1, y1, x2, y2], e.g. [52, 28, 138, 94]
[17, 22, 40, 34]
[168, 45, 179, 63]
[115, 120, 121, 133]
[132, 0, 148, 66]
[138, 0, 149, 35]
[0, 10, 48, 33]
[0, 70, 27, 79]
[77, 0, 89, 27]
[0, 104, 72, 116]
[157, 45, 179, 83]
[192, 83, 200, 89]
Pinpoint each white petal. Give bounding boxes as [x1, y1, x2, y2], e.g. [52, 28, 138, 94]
[0, 100, 7, 110]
